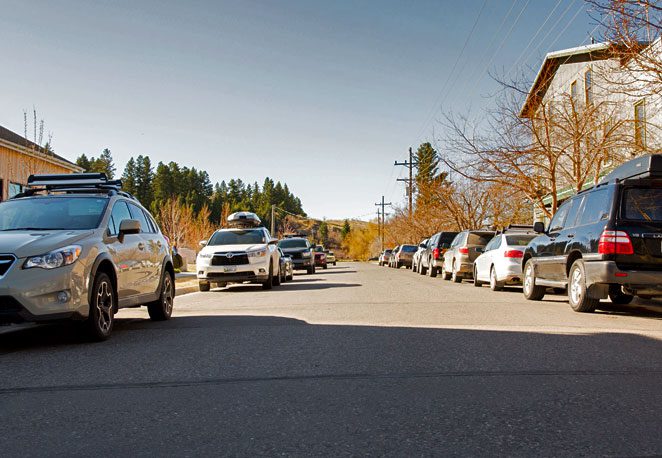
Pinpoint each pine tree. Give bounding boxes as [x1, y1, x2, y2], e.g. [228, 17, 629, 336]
[319, 221, 329, 246]
[122, 158, 138, 195]
[135, 155, 154, 207]
[76, 154, 91, 172]
[341, 219, 351, 239]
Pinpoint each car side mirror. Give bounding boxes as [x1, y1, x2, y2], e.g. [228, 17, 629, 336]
[476, 247, 484, 253]
[533, 221, 545, 233]
[268, 238, 279, 245]
[118, 219, 140, 242]
[199, 240, 208, 247]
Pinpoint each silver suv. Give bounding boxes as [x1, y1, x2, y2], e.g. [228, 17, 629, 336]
[0, 173, 175, 341]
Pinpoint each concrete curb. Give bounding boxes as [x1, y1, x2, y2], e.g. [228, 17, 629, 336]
[176, 285, 199, 297]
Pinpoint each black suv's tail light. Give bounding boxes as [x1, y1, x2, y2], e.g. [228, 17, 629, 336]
[598, 230, 634, 255]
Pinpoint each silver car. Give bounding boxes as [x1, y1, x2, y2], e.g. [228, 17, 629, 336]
[0, 173, 175, 341]
[473, 232, 537, 290]
[441, 230, 495, 283]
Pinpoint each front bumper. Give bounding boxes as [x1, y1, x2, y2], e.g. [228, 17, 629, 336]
[197, 257, 270, 283]
[0, 260, 89, 324]
[585, 261, 662, 296]
[292, 258, 314, 270]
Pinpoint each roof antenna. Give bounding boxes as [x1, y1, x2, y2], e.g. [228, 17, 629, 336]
[590, 35, 595, 44]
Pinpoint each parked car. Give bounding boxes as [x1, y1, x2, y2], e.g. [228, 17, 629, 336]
[412, 239, 428, 273]
[197, 212, 281, 291]
[441, 230, 496, 282]
[392, 244, 417, 268]
[388, 246, 400, 267]
[325, 250, 337, 266]
[277, 237, 315, 274]
[473, 227, 537, 290]
[378, 249, 392, 266]
[522, 154, 662, 312]
[0, 173, 175, 341]
[314, 245, 328, 269]
[277, 248, 294, 282]
[419, 231, 460, 277]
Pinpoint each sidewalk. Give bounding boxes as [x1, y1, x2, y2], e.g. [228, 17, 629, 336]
[175, 272, 199, 296]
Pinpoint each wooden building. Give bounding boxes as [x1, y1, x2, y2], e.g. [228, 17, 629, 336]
[0, 125, 82, 200]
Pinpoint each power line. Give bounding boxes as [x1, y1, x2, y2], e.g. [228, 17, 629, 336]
[411, 0, 489, 143]
[374, 196, 392, 251]
[394, 147, 417, 218]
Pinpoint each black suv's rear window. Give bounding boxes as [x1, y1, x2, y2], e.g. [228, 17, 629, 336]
[623, 188, 662, 222]
[0, 197, 108, 230]
[279, 239, 308, 249]
[401, 245, 417, 252]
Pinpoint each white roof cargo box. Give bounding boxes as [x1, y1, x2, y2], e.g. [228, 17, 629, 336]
[226, 211, 262, 228]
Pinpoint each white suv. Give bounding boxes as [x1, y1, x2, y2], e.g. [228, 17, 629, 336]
[196, 214, 281, 291]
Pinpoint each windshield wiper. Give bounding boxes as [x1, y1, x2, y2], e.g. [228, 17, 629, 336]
[0, 227, 68, 231]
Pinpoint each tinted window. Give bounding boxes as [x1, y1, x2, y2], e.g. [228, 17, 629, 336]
[549, 201, 572, 233]
[484, 237, 499, 251]
[278, 239, 308, 249]
[0, 197, 108, 231]
[109, 201, 132, 236]
[208, 229, 266, 245]
[467, 233, 493, 246]
[578, 188, 612, 226]
[439, 232, 458, 247]
[505, 235, 536, 246]
[450, 234, 463, 248]
[128, 203, 151, 233]
[401, 245, 417, 252]
[563, 196, 583, 229]
[622, 188, 662, 222]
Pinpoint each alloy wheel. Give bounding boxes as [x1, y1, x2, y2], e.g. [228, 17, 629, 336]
[96, 280, 113, 334]
[570, 267, 583, 305]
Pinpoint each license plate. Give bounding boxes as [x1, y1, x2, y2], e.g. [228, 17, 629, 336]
[224, 266, 237, 273]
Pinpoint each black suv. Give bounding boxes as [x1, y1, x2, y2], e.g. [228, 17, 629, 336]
[277, 238, 315, 274]
[522, 154, 662, 312]
[418, 231, 459, 277]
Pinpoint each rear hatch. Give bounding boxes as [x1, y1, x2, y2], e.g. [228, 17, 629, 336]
[466, 231, 495, 262]
[615, 185, 662, 270]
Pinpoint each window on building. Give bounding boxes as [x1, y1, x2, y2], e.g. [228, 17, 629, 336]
[634, 100, 646, 148]
[570, 80, 578, 102]
[584, 69, 593, 105]
[8, 182, 24, 198]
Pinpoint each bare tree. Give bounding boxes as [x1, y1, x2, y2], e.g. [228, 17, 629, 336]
[586, 0, 661, 96]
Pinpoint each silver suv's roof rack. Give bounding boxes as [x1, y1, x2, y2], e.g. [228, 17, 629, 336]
[14, 173, 135, 200]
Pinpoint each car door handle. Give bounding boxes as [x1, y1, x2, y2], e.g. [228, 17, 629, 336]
[138, 242, 145, 251]
[566, 234, 575, 238]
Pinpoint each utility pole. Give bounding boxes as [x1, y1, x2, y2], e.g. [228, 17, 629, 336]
[270, 204, 275, 235]
[395, 147, 417, 218]
[374, 196, 392, 251]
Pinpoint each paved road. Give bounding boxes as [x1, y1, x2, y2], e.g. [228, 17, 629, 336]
[1, 263, 661, 456]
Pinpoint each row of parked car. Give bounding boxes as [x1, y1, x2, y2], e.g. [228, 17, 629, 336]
[379, 154, 662, 313]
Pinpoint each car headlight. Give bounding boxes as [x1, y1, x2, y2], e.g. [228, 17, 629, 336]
[302, 251, 311, 258]
[24, 245, 82, 270]
[248, 249, 267, 258]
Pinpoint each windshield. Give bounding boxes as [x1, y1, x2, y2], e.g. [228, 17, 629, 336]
[623, 188, 662, 222]
[278, 239, 308, 249]
[505, 235, 536, 246]
[401, 245, 417, 252]
[208, 229, 265, 245]
[0, 197, 108, 231]
[314, 246, 324, 252]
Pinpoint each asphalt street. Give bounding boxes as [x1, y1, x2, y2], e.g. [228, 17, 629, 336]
[1, 262, 661, 456]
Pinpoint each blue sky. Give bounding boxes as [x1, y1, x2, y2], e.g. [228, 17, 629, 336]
[0, 0, 596, 220]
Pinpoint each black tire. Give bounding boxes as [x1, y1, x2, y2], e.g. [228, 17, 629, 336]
[412, 262, 417, 273]
[420, 261, 427, 276]
[84, 272, 116, 341]
[307, 266, 314, 274]
[473, 266, 483, 287]
[609, 285, 634, 305]
[568, 260, 599, 313]
[429, 261, 438, 278]
[451, 261, 462, 283]
[263, 263, 274, 290]
[199, 281, 210, 292]
[286, 273, 293, 281]
[148, 271, 174, 321]
[489, 266, 503, 292]
[322, 264, 328, 270]
[523, 259, 545, 301]
[333, 262, 336, 266]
